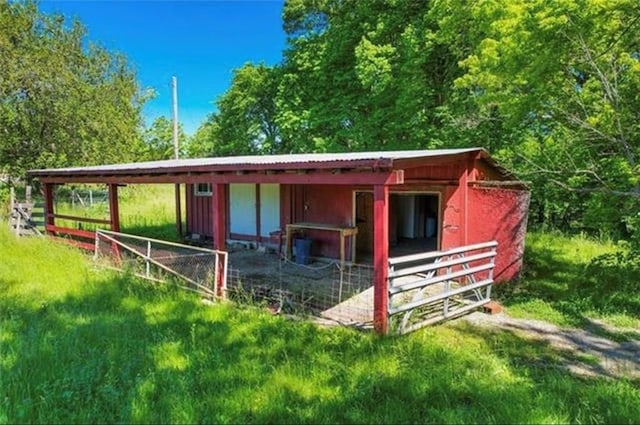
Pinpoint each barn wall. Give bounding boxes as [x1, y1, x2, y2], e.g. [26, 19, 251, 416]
[474, 159, 506, 181]
[440, 184, 464, 250]
[403, 163, 462, 180]
[297, 185, 355, 260]
[186, 184, 213, 238]
[468, 186, 530, 282]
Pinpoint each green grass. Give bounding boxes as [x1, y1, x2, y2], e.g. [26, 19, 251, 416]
[494, 231, 640, 331]
[53, 184, 184, 241]
[1, 229, 639, 424]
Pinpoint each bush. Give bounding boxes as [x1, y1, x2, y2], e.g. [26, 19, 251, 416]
[577, 244, 640, 316]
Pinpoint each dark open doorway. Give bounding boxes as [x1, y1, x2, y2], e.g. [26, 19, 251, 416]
[354, 191, 440, 261]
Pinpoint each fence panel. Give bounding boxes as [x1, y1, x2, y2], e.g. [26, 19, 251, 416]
[95, 229, 228, 299]
[388, 241, 497, 334]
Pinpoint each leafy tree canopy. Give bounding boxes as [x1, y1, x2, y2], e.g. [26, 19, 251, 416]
[193, 0, 639, 243]
[139, 116, 187, 161]
[0, 0, 146, 177]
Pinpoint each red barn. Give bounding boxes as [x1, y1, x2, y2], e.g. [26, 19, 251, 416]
[29, 148, 529, 333]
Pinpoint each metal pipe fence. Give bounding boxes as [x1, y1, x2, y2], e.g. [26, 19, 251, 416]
[94, 229, 228, 299]
[388, 241, 498, 334]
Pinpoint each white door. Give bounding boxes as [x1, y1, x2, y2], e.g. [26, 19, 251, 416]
[260, 184, 280, 236]
[229, 184, 256, 235]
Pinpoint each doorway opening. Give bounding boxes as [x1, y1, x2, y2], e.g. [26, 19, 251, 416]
[354, 191, 440, 261]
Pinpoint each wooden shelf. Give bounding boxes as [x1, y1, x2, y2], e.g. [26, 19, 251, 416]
[284, 222, 358, 267]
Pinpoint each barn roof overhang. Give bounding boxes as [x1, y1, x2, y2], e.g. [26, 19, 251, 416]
[27, 148, 516, 185]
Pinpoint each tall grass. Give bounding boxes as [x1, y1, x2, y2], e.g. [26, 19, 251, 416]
[494, 231, 640, 329]
[1, 228, 639, 424]
[54, 184, 184, 241]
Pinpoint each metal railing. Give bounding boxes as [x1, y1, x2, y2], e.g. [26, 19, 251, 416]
[95, 229, 228, 299]
[388, 241, 497, 334]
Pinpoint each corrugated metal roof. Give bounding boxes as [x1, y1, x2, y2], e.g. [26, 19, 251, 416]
[29, 148, 485, 175]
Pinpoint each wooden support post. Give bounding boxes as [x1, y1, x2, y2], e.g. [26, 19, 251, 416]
[175, 183, 183, 237]
[255, 184, 261, 242]
[212, 183, 228, 297]
[44, 183, 55, 234]
[459, 157, 471, 246]
[108, 184, 120, 232]
[373, 184, 390, 334]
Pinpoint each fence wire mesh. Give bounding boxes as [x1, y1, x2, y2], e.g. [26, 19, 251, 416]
[94, 231, 375, 328]
[95, 230, 227, 299]
[224, 248, 374, 327]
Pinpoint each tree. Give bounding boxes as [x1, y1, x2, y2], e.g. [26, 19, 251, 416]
[0, 0, 146, 177]
[193, 63, 281, 156]
[140, 116, 187, 161]
[454, 0, 640, 239]
[185, 115, 217, 158]
[275, 0, 497, 152]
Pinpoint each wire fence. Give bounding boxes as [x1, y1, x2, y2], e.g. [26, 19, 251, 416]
[224, 249, 374, 327]
[93, 231, 376, 328]
[94, 229, 228, 299]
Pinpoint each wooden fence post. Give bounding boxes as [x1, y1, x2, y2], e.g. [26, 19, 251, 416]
[373, 184, 390, 334]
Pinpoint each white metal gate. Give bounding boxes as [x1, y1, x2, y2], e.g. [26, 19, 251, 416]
[94, 229, 228, 299]
[388, 241, 497, 334]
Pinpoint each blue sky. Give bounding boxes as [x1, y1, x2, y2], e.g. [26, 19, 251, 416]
[39, 0, 287, 135]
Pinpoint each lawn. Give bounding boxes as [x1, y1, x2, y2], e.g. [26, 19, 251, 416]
[494, 231, 640, 331]
[1, 226, 639, 424]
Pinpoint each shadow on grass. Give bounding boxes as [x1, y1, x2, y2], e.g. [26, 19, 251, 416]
[2, 272, 640, 424]
[493, 237, 640, 328]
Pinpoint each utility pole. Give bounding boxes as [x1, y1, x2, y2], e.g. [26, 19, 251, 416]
[172, 76, 183, 236]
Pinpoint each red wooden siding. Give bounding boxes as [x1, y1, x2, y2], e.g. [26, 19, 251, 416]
[296, 185, 355, 259]
[403, 163, 461, 180]
[183, 159, 530, 284]
[468, 186, 530, 282]
[186, 184, 213, 237]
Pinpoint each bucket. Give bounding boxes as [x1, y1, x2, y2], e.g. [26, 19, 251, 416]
[294, 237, 312, 265]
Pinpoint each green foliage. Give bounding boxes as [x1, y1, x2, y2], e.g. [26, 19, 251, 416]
[0, 0, 145, 177]
[583, 248, 640, 304]
[184, 116, 217, 158]
[51, 184, 184, 241]
[1, 229, 639, 423]
[193, 0, 639, 245]
[139, 117, 187, 161]
[454, 0, 640, 240]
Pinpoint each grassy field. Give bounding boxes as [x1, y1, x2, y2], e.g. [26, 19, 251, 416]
[53, 184, 184, 241]
[494, 232, 640, 330]
[1, 224, 639, 423]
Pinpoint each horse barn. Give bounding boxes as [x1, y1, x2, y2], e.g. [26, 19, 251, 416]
[28, 148, 530, 334]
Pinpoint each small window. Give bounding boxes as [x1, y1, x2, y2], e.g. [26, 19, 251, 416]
[194, 183, 212, 196]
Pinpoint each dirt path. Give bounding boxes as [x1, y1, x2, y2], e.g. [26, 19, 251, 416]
[463, 311, 640, 379]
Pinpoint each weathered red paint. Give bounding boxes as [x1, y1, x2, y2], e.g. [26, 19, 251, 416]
[175, 184, 182, 236]
[212, 184, 227, 251]
[212, 183, 228, 297]
[43, 183, 55, 233]
[37, 169, 405, 186]
[108, 184, 120, 232]
[459, 159, 470, 246]
[373, 185, 390, 334]
[255, 184, 261, 241]
[441, 184, 462, 249]
[468, 186, 530, 281]
[297, 185, 355, 260]
[186, 184, 213, 237]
